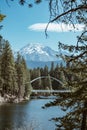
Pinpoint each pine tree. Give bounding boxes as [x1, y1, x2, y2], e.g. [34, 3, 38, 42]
[37, 68, 42, 89]
[47, 74, 52, 90]
[24, 69, 32, 98]
[44, 65, 49, 76]
[53, 64, 61, 90]
[1, 41, 17, 94]
[15, 53, 25, 98]
[0, 35, 3, 93]
[0, 35, 3, 55]
[31, 68, 42, 89]
[50, 62, 55, 76]
[15, 53, 31, 98]
[21, 57, 32, 98]
[45, 44, 87, 130]
[42, 65, 49, 89]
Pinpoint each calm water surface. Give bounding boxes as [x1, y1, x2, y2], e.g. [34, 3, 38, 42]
[0, 98, 65, 130]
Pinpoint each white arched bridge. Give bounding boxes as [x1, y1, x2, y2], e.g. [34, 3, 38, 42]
[30, 76, 63, 86]
[27, 76, 71, 94]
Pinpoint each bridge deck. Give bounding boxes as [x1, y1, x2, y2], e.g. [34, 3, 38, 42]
[32, 90, 71, 93]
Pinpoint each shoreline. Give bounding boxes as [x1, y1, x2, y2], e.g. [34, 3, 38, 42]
[0, 94, 30, 104]
[0, 95, 57, 105]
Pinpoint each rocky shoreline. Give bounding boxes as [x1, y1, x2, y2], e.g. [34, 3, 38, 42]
[0, 94, 30, 104]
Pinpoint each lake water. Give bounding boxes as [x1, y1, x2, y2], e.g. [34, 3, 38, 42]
[0, 98, 65, 130]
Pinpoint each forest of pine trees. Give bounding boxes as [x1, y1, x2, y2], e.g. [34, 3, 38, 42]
[1, 35, 83, 102]
[0, 35, 72, 100]
[0, 35, 32, 101]
[30, 63, 66, 91]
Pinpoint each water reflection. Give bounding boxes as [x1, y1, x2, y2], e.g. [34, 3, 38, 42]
[0, 99, 65, 130]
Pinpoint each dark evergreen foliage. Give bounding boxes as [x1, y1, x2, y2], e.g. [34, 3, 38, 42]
[0, 36, 31, 99]
[44, 44, 87, 130]
[30, 63, 66, 90]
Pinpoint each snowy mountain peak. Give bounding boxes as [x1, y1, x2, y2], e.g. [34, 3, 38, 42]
[20, 43, 48, 55]
[19, 43, 59, 62]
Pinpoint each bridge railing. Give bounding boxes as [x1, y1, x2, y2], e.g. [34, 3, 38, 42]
[32, 89, 71, 93]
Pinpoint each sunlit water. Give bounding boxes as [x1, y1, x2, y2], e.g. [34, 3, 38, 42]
[0, 98, 65, 130]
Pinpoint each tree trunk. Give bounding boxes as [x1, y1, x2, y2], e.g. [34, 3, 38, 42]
[81, 101, 87, 130]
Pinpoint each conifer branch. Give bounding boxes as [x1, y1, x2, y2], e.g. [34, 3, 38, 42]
[50, 5, 87, 23]
[69, 50, 87, 62]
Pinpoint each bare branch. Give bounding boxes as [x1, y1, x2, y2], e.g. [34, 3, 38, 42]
[50, 5, 87, 23]
[77, 31, 87, 46]
[69, 50, 87, 62]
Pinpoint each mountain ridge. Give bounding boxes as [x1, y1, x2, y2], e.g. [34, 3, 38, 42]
[18, 43, 64, 68]
[19, 43, 59, 62]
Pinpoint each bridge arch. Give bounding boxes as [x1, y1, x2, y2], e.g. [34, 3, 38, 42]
[30, 76, 64, 87]
[25, 76, 70, 93]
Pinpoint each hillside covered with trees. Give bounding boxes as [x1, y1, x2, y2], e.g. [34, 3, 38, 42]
[0, 35, 32, 102]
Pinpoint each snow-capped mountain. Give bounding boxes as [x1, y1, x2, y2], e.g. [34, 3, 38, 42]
[19, 43, 59, 62]
[19, 43, 65, 68]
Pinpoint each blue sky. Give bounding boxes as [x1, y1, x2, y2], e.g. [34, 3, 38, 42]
[0, 0, 83, 51]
